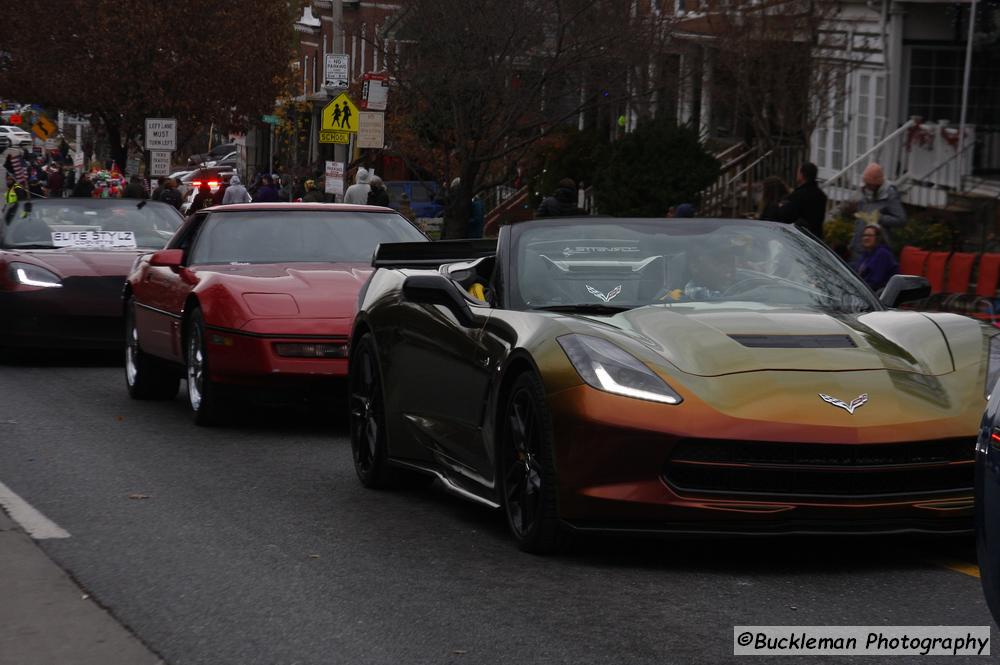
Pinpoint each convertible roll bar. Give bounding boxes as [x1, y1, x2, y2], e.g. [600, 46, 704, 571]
[371, 239, 498, 269]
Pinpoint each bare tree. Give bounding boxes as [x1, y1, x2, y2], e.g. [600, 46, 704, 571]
[706, 0, 856, 150]
[0, 1, 296, 170]
[378, 0, 677, 238]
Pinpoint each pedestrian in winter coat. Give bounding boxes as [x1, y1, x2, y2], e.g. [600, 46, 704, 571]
[366, 176, 390, 207]
[397, 193, 415, 222]
[150, 177, 166, 202]
[774, 162, 828, 237]
[278, 174, 294, 203]
[536, 178, 584, 217]
[191, 183, 213, 211]
[757, 176, 789, 222]
[159, 178, 183, 209]
[254, 175, 281, 203]
[222, 175, 251, 204]
[843, 163, 907, 266]
[343, 168, 371, 204]
[124, 175, 147, 199]
[71, 173, 94, 198]
[301, 179, 325, 203]
[855, 224, 898, 292]
[46, 168, 65, 198]
[467, 195, 485, 238]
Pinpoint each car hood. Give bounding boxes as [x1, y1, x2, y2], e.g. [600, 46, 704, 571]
[6, 248, 144, 277]
[193, 262, 372, 319]
[591, 305, 984, 377]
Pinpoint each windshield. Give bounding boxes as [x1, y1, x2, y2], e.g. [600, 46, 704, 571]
[2, 199, 182, 250]
[188, 211, 426, 265]
[510, 219, 881, 314]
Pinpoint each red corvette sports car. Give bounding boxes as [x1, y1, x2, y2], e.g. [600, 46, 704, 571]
[123, 203, 425, 424]
[0, 198, 182, 350]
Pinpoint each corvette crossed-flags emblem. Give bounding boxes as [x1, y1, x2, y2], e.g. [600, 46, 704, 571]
[818, 393, 869, 415]
[586, 284, 622, 303]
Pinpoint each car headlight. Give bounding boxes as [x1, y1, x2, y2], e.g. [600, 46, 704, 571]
[9, 262, 62, 288]
[987, 334, 1000, 398]
[557, 334, 682, 404]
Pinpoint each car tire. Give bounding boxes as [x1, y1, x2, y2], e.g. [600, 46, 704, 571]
[499, 372, 564, 554]
[124, 298, 179, 400]
[185, 307, 228, 426]
[349, 333, 398, 488]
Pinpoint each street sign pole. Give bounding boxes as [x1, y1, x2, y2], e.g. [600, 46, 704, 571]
[269, 124, 274, 175]
[75, 124, 82, 178]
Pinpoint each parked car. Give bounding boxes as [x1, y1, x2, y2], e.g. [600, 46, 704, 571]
[0, 125, 33, 150]
[123, 203, 426, 425]
[385, 181, 443, 218]
[351, 216, 989, 552]
[0, 199, 183, 349]
[186, 143, 237, 167]
[178, 168, 233, 197]
[204, 151, 237, 169]
[975, 360, 1000, 626]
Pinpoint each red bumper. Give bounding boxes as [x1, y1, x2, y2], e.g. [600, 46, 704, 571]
[204, 328, 348, 388]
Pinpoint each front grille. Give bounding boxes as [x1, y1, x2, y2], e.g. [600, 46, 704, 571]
[663, 438, 974, 500]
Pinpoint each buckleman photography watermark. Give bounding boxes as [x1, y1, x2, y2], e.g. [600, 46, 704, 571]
[733, 626, 990, 656]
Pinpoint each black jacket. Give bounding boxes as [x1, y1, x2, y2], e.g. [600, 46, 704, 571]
[775, 181, 828, 237]
[160, 188, 182, 209]
[367, 186, 390, 207]
[124, 183, 147, 199]
[536, 187, 583, 217]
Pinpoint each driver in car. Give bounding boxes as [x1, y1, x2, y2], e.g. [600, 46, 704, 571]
[661, 245, 737, 301]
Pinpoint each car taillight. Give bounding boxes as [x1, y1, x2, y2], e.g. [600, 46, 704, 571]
[208, 181, 219, 188]
[192, 181, 202, 187]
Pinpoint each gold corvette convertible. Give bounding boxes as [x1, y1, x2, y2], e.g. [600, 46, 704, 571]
[349, 217, 995, 552]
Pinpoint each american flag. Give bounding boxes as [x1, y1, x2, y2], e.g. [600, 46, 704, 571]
[11, 157, 27, 184]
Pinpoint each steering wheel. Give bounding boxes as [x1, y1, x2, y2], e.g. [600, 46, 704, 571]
[721, 276, 775, 297]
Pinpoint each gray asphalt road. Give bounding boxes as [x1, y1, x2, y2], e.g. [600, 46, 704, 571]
[0, 355, 995, 665]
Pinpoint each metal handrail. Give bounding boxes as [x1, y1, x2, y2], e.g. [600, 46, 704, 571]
[727, 149, 774, 186]
[821, 119, 916, 187]
[900, 140, 977, 189]
[714, 142, 746, 164]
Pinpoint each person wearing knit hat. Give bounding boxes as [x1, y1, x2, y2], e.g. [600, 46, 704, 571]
[302, 178, 325, 203]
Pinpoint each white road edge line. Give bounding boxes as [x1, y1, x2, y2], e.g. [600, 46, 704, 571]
[0, 480, 70, 539]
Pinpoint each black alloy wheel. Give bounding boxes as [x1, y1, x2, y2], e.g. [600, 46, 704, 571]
[350, 333, 394, 488]
[124, 297, 179, 400]
[185, 307, 227, 426]
[500, 372, 562, 554]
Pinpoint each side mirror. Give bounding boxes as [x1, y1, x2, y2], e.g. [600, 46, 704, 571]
[402, 273, 477, 327]
[149, 248, 184, 269]
[880, 274, 931, 308]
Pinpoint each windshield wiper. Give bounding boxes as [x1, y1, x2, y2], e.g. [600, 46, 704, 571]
[5, 244, 55, 250]
[534, 304, 633, 315]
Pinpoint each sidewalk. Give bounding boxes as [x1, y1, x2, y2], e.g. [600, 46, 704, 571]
[0, 509, 162, 665]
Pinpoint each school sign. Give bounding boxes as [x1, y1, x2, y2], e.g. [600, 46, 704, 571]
[319, 93, 359, 144]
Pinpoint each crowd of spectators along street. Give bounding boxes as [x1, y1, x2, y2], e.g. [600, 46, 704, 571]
[2, 140, 909, 293]
[752, 160, 906, 292]
[656, 160, 906, 293]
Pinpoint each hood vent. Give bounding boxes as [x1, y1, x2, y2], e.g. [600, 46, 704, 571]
[729, 334, 856, 349]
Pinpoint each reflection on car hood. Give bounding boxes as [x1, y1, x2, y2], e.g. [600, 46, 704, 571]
[7, 248, 144, 278]
[596, 306, 982, 377]
[193, 262, 372, 318]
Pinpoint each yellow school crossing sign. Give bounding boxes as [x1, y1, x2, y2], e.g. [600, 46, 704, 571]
[320, 93, 359, 144]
